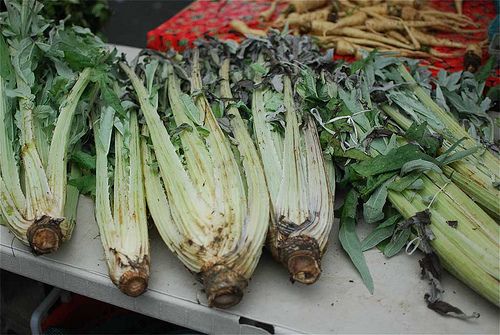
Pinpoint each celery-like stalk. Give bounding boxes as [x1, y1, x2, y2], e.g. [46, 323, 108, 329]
[395, 65, 500, 219]
[382, 103, 500, 219]
[251, 61, 334, 284]
[94, 110, 150, 297]
[124, 55, 269, 308]
[388, 179, 499, 305]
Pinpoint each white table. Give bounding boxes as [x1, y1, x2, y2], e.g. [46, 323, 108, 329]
[1, 45, 498, 334]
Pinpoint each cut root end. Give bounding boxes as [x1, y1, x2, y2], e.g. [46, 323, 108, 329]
[287, 252, 321, 284]
[118, 270, 149, 297]
[202, 264, 247, 309]
[27, 216, 63, 255]
[279, 235, 322, 285]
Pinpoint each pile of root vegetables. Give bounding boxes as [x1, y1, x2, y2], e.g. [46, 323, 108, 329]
[271, 0, 486, 69]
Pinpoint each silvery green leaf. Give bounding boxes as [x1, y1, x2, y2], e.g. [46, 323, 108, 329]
[145, 60, 159, 93]
[72, 26, 92, 35]
[384, 227, 411, 258]
[53, 59, 74, 79]
[179, 93, 202, 125]
[114, 116, 125, 136]
[389, 91, 443, 131]
[401, 159, 442, 175]
[250, 63, 268, 76]
[271, 74, 283, 93]
[97, 105, 115, 153]
[363, 180, 391, 224]
[479, 97, 491, 114]
[11, 38, 37, 86]
[383, 134, 398, 155]
[422, 195, 434, 206]
[202, 69, 218, 86]
[5, 85, 31, 99]
[434, 85, 449, 113]
[264, 92, 283, 111]
[438, 147, 478, 165]
[121, 100, 137, 111]
[339, 190, 374, 294]
[361, 215, 399, 251]
[223, 40, 239, 54]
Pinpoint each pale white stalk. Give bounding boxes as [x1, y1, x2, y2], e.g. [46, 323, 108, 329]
[253, 69, 334, 284]
[94, 110, 150, 297]
[124, 56, 268, 308]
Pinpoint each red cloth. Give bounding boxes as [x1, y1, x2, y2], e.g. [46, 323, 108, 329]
[147, 0, 287, 52]
[147, 0, 498, 84]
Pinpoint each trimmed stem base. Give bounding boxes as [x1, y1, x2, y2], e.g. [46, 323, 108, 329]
[118, 258, 149, 297]
[279, 235, 321, 284]
[202, 264, 248, 309]
[27, 216, 63, 255]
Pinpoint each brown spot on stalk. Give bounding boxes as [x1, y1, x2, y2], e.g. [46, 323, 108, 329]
[202, 264, 247, 309]
[118, 258, 149, 297]
[27, 216, 64, 255]
[279, 235, 321, 285]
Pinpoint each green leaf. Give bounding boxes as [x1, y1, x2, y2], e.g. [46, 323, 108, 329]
[475, 57, 494, 82]
[0, 34, 13, 79]
[400, 159, 442, 176]
[352, 144, 434, 177]
[99, 77, 125, 117]
[436, 138, 478, 166]
[211, 101, 224, 118]
[264, 93, 283, 111]
[179, 93, 202, 125]
[439, 147, 478, 165]
[297, 68, 318, 99]
[361, 172, 395, 197]
[68, 175, 96, 197]
[351, 49, 377, 73]
[321, 134, 371, 161]
[96, 105, 115, 153]
[363, 181, 390, 224]
[339, 190, 374, 294]
[250, 63, 268, 76]
[71, 151, 96, 171]
[384, 227, 411, 258]
[361, 215, 400, 251]
[404, 121, 441, 156]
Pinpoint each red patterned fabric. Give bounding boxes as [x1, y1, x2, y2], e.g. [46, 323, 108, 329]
[147, 0, 498, 84]
[147, 0, 288, 52]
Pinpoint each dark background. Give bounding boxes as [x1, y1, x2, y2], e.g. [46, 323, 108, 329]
[103, 0, 192, 47]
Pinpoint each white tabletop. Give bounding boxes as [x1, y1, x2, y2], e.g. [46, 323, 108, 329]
[0, 45, 498, 334]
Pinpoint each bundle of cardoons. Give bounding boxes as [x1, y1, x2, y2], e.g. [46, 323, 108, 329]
[1, 0, 497, 314]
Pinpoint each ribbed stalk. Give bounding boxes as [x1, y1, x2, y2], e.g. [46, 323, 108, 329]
[18, 87, 53, 222]
[94, 110, 150, 297]
[397, 65, 499, 176]
[17, 69, 91, 254]
[1, 62, 87, 254]
[253, 70, 334, 284]
[387, 174, 499, 305]
[124, 58, 268, 308]
[382, 103, 500, 219]
[0, 76, 26, 211]
[47, 68, 92, 216]
[219, 58, 269, 280]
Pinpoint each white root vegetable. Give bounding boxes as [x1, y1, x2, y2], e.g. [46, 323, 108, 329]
[334, 27, 415, 49]
[387, 30, 411, 44]
[411, 28, 466, 48]
[230, 20, 267, 36]
[290, 0, 327, 13]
